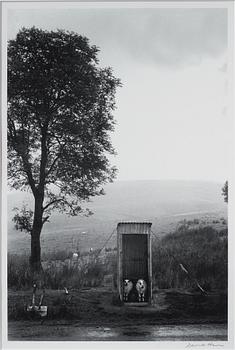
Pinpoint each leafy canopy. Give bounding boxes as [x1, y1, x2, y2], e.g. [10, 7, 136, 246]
[222, 181, 228, 203]
[8, 27, 121, 223]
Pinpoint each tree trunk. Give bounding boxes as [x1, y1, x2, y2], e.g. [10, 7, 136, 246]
[30, 231, 42, 272]
[30, 194, 43, 272]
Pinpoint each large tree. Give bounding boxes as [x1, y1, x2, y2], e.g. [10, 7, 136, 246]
[8, 27, 121, 271]
[222, 181, 228, 203]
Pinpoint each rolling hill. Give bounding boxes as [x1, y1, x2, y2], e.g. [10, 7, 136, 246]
[7, 180, 227, 255]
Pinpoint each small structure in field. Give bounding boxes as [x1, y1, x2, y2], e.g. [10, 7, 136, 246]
[117, 222, 152, 305]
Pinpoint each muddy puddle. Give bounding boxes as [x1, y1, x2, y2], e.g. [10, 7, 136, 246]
[8, 322, 227, 341]
[79, 324, 227, 341]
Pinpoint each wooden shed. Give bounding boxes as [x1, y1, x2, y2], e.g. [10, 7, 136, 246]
[117, 222, 152, 305]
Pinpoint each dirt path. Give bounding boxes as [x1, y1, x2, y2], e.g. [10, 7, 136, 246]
[8, 321, 227, 341]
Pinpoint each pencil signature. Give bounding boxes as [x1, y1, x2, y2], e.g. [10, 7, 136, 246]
[185, 343, 224, 348]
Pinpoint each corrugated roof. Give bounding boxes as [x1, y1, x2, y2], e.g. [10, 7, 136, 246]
[117, 222, 152, 225]
[117, 222, 152, 234]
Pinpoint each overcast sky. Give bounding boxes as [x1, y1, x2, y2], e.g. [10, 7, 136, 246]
[7, 5, 230, 183]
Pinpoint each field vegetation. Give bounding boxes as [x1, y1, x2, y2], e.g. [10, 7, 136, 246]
[8, 222, 228, 323]
[152, 225, 227, 291]
[8, 224, 227, 293]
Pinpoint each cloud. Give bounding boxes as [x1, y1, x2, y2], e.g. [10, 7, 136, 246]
[98, 8, 228, 67]
[8, 7, 228, 68]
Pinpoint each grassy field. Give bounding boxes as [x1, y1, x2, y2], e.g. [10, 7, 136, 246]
[8, 286, 227, 324]
[8, 223, 228, 329]
[8, 224, 227, 292]
[152, 225, 227, 291]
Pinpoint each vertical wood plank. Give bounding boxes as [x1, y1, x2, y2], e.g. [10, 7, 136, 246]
[117, 230, 120, 299]
[148, 232, 153, 304]
[119, 233, 123, 301]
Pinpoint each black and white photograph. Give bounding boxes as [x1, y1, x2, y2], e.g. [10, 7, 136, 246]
[1, 0, 234, 347]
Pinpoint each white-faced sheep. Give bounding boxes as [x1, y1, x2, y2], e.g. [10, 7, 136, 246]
[123, 279, 133, 301]
[136, 279, 147, 302]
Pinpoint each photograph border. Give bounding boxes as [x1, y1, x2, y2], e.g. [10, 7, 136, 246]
[1, 1, 234, 349]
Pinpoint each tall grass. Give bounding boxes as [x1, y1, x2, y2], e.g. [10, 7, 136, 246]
[8, 250, 116, 290]
[152, 226, 227, 291]
[8, 225, 227, 292]
[8, 254, 32, 290]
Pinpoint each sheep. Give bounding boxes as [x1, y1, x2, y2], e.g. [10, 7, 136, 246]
[72, 252, 78, 260]
[136, 279, 147, 302]
[123, 279, 133, 302]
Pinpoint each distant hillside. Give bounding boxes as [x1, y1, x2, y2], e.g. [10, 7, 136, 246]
[7, 180, 227, 255]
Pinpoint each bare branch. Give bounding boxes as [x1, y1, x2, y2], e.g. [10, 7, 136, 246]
[43, 198, 63, 212]
[42, 216, 50, 225]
